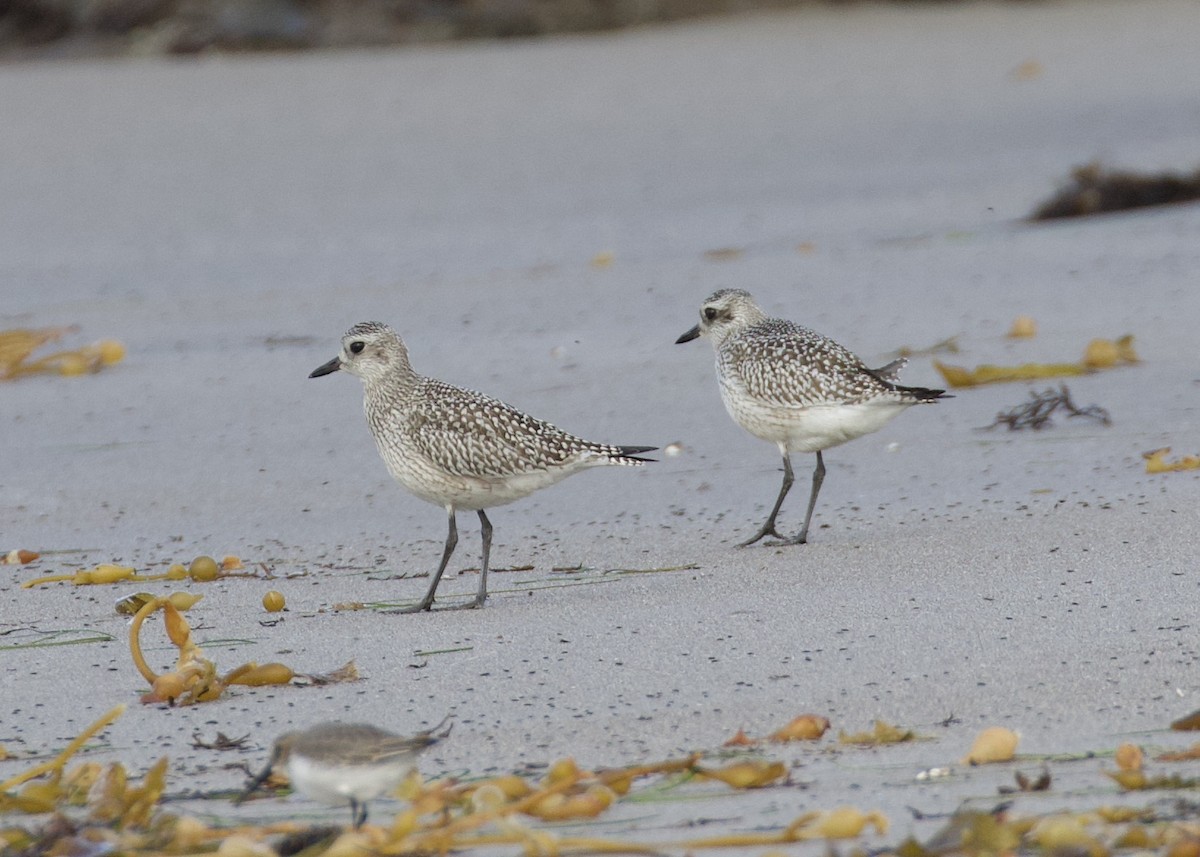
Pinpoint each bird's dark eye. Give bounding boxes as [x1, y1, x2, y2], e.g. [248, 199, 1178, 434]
[704, 307, 718, 321]
[349, 341, 365, 354]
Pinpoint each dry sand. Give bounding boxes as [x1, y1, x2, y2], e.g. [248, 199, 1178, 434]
[2, 0, 1200, 849]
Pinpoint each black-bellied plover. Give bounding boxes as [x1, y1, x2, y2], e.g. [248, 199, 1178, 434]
[676, 289, 946, 547]
[238, 720, 447, 829]
[310, 322, 654, 610]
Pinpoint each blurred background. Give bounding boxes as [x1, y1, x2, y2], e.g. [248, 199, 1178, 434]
[3, 0, 989, 57]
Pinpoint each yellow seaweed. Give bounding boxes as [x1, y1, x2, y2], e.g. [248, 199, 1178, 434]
[838, 720, 916, 746]
[769, 713, 830, 742]
[962, 726, 1019, 764]
[1144, 448, 1200, 474]
[934, 334, 1139, 388]
[0, 326, 124, 380]
[694, 759, 787, 788]
[934, 359, 1088, 388]
[0, 704, 126, 793]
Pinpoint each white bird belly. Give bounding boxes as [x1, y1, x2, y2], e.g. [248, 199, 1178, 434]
[288, 755, 410, 804]
[723, 395, 910, 453]
[378, 442, 598, 511]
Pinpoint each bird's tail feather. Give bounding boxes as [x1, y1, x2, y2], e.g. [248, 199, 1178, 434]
[612, 445, 657, 464]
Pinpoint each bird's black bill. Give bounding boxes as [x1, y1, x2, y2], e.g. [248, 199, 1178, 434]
[234, 762, 276, 805]
[309, 357, 341, 378]
[675, 325, 701, 344]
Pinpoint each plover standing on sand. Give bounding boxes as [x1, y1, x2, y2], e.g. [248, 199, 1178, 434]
[676, 289, 946, 547]
[310, 321, 655, 611]
[237, 721, 447, 829]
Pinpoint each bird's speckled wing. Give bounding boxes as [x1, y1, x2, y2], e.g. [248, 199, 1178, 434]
[720, 319, 888, 407]
[404, 380, 609, 477]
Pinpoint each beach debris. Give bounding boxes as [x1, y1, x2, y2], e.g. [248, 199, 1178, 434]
[694, 759, 787, 789]
[962, 726, 1019, 765]
[1030, 162, 1200, 221]
[1106, 769, 1200, 791]
[838, 720, 917, 746]
[189, 555, 219, 580]
[262, 590, 286, 612]
[793, 806, 889, 840]
[1030, 814, 1107, 856]
[936, 359, 1086, 387]
[1171, 709, 1200, 730]
[589, 251, 614, 269]
[769, 714, 830, 742]
[915, 766, 951, 781]
[290, 661, 360, 686]
[1083, 335, 1138, 369]
[999, 767, 1051, 794]
[24, 555, 255, 589]
[129, 594, 300, 705]
[904, 805, 1018, 856]
[981, 385, 1111, 431]
[892, 335, 960, 359]
[1115, 743, 1144, 772]
[935, 334, 1137, 388]
[524, 783, 616, 821]
[0, 325, 124, 380]
[116, 591, 203, 615]
[1157, 742, 1200, 761]
[2, 549, 39, 565]
[1144, 448, 1200, 474]
[9, 724, 1200, 857]
[723, 727, 757, 747]
[0, 704, 127, 811]
[1011, 59, 1043, 81]
[703, 246, 743, 261]
[24, 562, 140, 588]
[1006, 315, 1037, 338]
[191, 731, 250, 751]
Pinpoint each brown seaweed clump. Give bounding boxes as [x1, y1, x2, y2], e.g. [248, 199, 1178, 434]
[982, 385, 1110, 431]
[1031, 162, 1200, 220]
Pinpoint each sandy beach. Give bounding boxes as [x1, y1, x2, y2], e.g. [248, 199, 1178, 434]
[3, 0, 1200, 850]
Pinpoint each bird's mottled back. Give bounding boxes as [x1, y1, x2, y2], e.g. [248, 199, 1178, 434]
[290, 722, 443, 766]
[719, 316, 901, 408]
[372, 376, 651, 479]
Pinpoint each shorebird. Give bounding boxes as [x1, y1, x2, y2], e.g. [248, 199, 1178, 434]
[310, 321, 654, 610]
[676, 288, 946, 546]
[237, 720, 447, 829]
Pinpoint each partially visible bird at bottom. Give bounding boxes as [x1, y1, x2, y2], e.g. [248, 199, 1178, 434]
[677, 288, 947, 547]
[310, 321, 655, 611]
[236, 720, 449, 829]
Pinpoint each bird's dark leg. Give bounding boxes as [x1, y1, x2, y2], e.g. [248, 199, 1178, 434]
[738, 453, 794, 547]
[350, 798, 367, 830]
[470, 510, 491, 609]
[434, 509, 491, 610]
[790, 450, 825, 545]
[400, 510, 457, 613]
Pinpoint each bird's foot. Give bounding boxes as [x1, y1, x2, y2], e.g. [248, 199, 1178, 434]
[739, 527, 809, 548]
[440, 596, 486, 611]
[765, 532, 808, 547]
[737, 525, 786, 548]
[388, 600, 435, 614]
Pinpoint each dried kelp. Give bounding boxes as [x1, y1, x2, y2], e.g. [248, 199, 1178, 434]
[1031, 162, 1200, 220]
[982, 385, 1111, 431]
[936, 335, 1137, 388]
[0, 326, 124, 380]
[1144, 448, 1200, 474]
